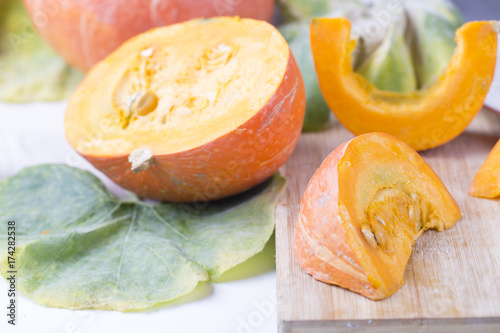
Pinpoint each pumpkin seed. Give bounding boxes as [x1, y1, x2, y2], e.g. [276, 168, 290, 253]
[374, 214, 386, 226]
[129, 91, 158, 116]
[361, 223, 378, 248]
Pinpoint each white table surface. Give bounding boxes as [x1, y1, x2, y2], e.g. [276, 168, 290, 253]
[0, 102, 279, 333]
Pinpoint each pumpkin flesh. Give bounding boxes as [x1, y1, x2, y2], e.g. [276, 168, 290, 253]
[294, 133, 461, 299]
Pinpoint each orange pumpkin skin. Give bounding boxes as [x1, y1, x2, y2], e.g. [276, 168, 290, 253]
[24, 0, 275, 71]
[310, 18, 498, 151]
[293, 140, 381, 298]
[79, 52, 305, 203]
[469, 139, 500, 198]
[294, 133, 461, 300]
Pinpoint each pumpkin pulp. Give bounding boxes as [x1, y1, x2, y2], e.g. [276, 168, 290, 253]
[65, 17, 289, 157]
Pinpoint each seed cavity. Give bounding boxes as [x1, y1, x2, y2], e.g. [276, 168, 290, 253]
[197, 43, 235, 72]
[362, 187, 426, 253]
[112, 42, 237, 130]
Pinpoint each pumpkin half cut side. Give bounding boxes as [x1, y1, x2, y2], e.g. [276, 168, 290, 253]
[65, 17, 306, 202]
[311, 18, 498, 151]
[294, 133, 461, 300]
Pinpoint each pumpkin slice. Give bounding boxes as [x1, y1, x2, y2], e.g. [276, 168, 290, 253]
[310, 18, 498, 151]
[469, 139, 500, 198]
[294, 133, 461, 300]
[65, 17, 305, 202]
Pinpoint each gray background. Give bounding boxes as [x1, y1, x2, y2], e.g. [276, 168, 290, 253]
[453, 0, 499, 21]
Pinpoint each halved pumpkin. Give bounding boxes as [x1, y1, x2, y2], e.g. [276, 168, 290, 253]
[310, 18, 498, 151]
[469, 139, 500, 198]
[65, 17, 305, 202]
[294, 133, 461, 300]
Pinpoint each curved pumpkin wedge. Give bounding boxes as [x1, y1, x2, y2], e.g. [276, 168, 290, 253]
[294, 133, 461, 300]
[65, 17, 305, 202]
[469, 139, 500, 198]
[311, 18, 498, 151]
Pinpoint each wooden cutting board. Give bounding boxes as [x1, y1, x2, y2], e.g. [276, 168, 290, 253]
[275, 110, 500, 332]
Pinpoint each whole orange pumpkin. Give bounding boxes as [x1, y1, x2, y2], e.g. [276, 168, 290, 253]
[24, 0, 275, 71]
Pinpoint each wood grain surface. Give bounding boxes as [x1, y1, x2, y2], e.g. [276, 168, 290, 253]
[276, 110, 500, 332]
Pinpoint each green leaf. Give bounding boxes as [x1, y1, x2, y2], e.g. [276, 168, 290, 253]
[0, 0, 83, 103]
[278, 0, 332, 22]
[277, 0, 365, 23]
[405, 0, 463, 88]
[280, 21, 331, 132]
[0, 165, 285, 311]
[357, 14, 418, 93]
